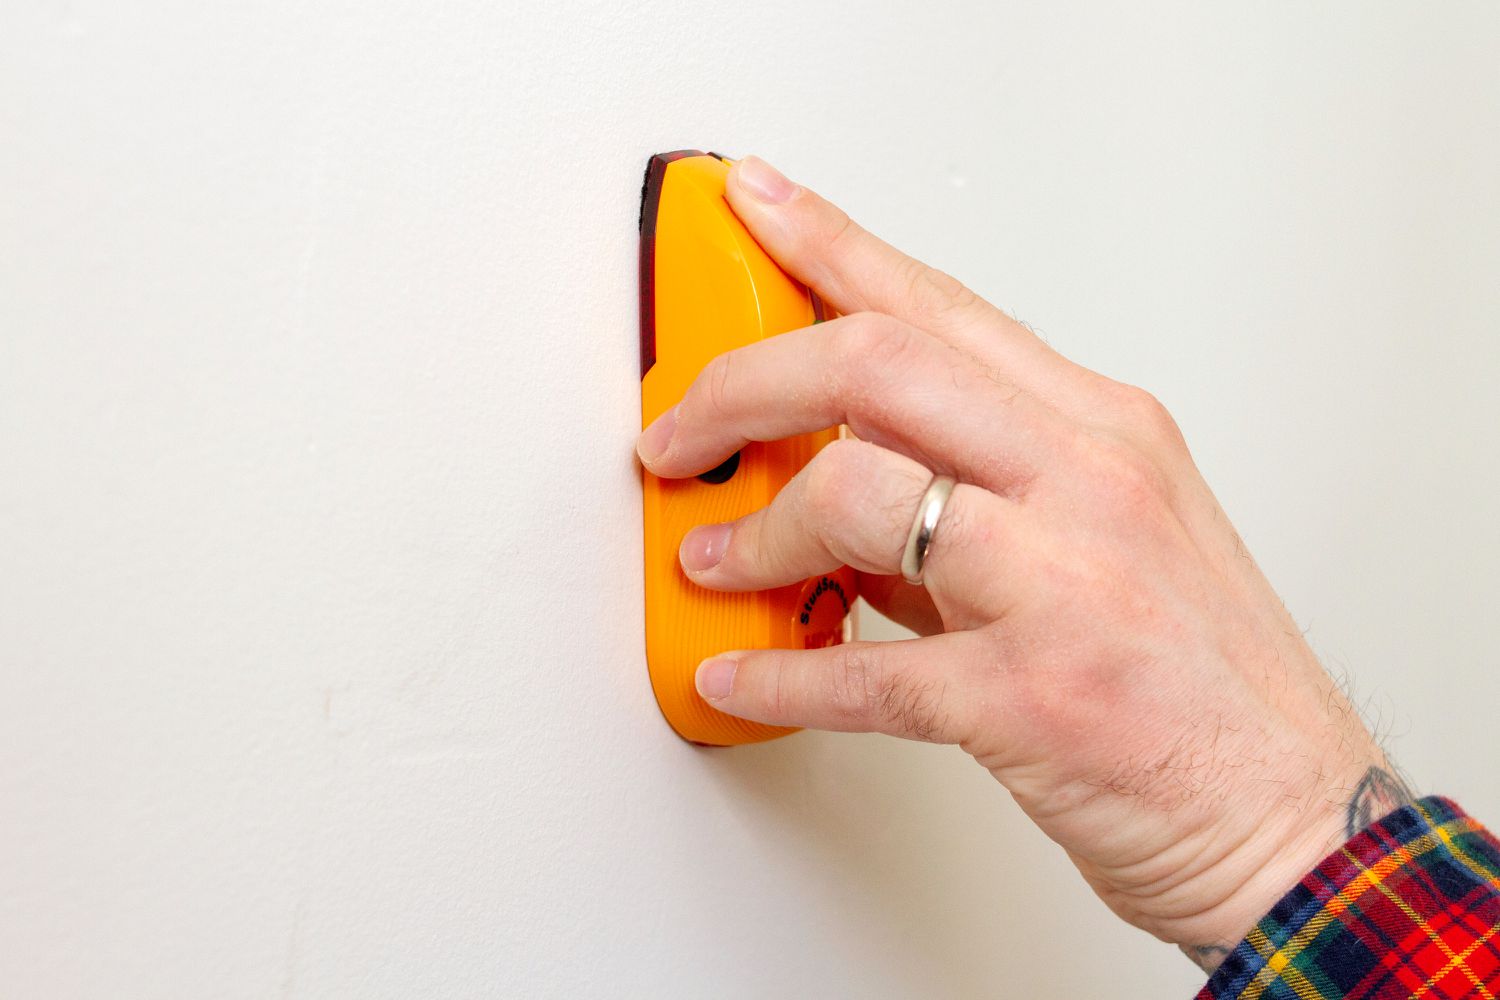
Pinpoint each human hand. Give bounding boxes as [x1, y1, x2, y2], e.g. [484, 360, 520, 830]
[634, 155, 1412, 968]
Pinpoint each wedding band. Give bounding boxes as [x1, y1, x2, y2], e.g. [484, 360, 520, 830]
[901, 474, 956, 585]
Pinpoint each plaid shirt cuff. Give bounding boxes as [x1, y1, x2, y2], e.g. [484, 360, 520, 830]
[1198, 796, 1500, 1000]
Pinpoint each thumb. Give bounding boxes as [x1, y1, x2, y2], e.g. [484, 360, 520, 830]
[695, 633, 982, 744]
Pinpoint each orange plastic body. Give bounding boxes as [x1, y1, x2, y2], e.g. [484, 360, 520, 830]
[640, 151, 857, 746]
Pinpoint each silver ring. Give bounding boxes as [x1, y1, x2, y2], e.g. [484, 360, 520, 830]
[901, 474, 956, 586]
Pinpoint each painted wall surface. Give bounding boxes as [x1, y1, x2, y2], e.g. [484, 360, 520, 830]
[4, 3, 1499, 997]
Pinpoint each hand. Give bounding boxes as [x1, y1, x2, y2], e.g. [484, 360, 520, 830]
[634, 155, 1412, 968]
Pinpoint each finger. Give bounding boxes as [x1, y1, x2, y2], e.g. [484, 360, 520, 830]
[679, 438, 1021, 630]
[854, 573, 944, 638]
[695, 632, 984, 743]
[637, 312, 1067, 496]
[725, 155, 1072, 385]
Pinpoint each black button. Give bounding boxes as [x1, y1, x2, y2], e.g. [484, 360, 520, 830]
[698, 451, 741, 485]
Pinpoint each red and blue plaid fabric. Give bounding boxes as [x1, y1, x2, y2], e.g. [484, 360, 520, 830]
[1199, 797, 1500, 999]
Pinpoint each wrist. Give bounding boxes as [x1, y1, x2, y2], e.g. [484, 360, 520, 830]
[1176, 762, 1415, 974]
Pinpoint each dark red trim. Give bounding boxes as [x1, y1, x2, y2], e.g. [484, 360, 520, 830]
[639, 149, 706, 380]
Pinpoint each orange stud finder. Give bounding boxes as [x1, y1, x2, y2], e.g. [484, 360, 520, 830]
[639, 150, 858, 746]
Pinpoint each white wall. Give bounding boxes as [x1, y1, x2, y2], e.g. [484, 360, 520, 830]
[3, 3, 1498, 997]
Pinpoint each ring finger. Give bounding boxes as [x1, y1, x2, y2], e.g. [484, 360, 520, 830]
[679, 437, 1028, 630]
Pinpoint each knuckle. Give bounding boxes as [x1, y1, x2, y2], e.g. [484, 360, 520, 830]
[801, 438, 869, 523]
[1112, 384, 1186, 450]
[831, 643, 873, 693]
[830, 646, 945, 740]
[822, 207, 861, 257]
[830, 644, 880, 715]
[904, 259, 981, 322]
[764, 653, 791, 720]
[1033, 551, 1088, 599]
[834, 314, 920, 386]
[1083, 437, 1171, 514]
[701, 349, 738, 419]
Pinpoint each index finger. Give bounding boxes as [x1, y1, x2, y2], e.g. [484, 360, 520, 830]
[636, 312, 1067, 497]
[725, 156, 1072, 386]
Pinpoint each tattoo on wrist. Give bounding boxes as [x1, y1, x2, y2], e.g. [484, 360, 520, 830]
[1181, 943, 1232, 974]
[1346, 766, 1415, 838]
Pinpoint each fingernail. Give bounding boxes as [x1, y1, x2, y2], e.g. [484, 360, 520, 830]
[696, 657, 737, 700]
[736, 156, 797, 205]
[638, 405, 677, 466]
[680, 523, 732, 573]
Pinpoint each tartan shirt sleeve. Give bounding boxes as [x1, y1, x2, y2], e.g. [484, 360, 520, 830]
[1198, 797, 1500, 1000]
